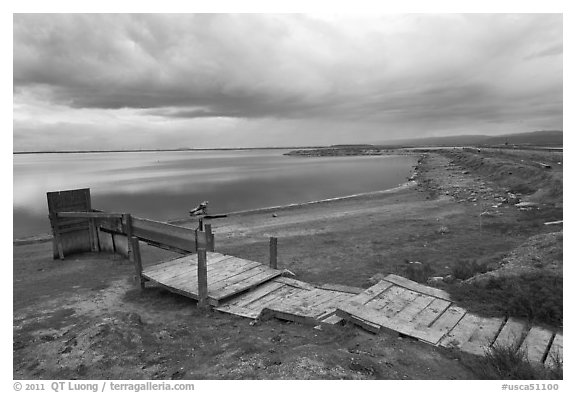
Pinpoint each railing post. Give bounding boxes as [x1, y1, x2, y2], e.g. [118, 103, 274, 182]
[197, 246, 208, 309]
[50, 213, 65, 260]
[122, 213, 133, 260]
[205, 223, 214, 252]
[269, 236, 277, 269]
[130, 236, 145, 289]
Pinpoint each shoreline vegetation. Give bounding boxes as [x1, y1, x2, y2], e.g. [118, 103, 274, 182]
[13, 143, 563, 379]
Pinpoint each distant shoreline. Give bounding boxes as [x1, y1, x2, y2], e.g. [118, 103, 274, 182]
[13, 147, 323, 154]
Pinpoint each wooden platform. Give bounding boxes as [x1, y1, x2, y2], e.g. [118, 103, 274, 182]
[216, 277, 360, 325]
[335, 275, 562, 366]
[141, 252, 282, 306]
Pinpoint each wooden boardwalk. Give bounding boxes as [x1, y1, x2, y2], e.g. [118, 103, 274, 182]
[334, 275, 562, 366]
[142, 251, 562, 367]
[141, 252, 282, 306]
[216, 277, 360, 325]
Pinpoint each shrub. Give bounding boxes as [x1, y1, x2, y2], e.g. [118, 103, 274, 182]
[474, 344, 562, 380]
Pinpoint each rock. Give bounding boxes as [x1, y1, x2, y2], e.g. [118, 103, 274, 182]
[515, 201, 539, 208]
[427, 277, 444, 284]
[272, 213, 278, 217]
[443, 274, 455, 284]
[437, 226, 450, 234]
[368, 273, 388, 285]
[506, 193, 520, 204]
[462, 170, 469, 174]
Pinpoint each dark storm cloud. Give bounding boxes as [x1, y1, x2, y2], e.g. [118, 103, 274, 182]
[13, 13, 563, 150]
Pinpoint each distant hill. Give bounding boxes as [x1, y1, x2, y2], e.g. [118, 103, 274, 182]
[379, 130, 562, 148]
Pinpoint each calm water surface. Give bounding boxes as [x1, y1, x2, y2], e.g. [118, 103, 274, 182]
[13, 150, 415, 238]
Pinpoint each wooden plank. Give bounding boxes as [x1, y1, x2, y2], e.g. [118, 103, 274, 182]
[544, 333, 563, 368]
[57, 224, 90, 234]
[492, 318, 528, 351]
[274, 277, 315, 291]
[209, 265, 273, 295]
[57, 211, 124, 219]
[201, 257, 262, 284]
[112, 233, 129, 257]
[461, 317, 505, 356]
[440, 313, 481, 349]
[409, 306, 467, 344]
[143, 253, 230, 278]
[156, 259, 238, 288]
[98, 229, 115, 253]
[344, 280, 394, 307]
[211, 270, 283, 301]
[382, 274, 451, 301]
[246, 286, 301, 311]
[321, 314, 344, 325]
[291, 290, 343, 318]
[410, 298, 452, 327]
[316, 283, 363, 294]
[165, 257, 261, 289]
[214, 304, 262, 319]
[393, 294, 436, 322]
[313, 292, 356, 320]
[131, 216, 196, 252]
[521, 326, 554, 364]
[229, 281, 287, 308]
[369, 287, 420, 317]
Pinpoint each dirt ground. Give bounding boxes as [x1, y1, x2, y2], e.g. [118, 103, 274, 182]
[13, 147, 562, 379]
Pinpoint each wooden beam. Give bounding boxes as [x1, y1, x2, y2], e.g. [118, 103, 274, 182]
[197, 247, 208, 309]
[205, 224, 214, 252]
[131, 217, 196, 253]
[49, 213, 64, 260]
[269, 236, 278, 269]
[123, 214, 133, 260]
[56, 211, 125, 219]
[130, 236, 145, 289]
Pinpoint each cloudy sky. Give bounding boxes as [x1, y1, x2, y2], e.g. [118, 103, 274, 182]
[13, 13, 562, 151]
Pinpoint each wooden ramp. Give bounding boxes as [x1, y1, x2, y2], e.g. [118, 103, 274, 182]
[216, 277, 360, 325]
[335, 274, 562, 366]
[142, 252, 282, 306]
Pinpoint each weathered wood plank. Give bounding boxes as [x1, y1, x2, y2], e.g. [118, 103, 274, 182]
[321, 314, 345, 325]
[544, 333, 563, 368]
[440, 313, 481, 349]
[214, 304, 262, 319]
[316, 283, 364, 294]
[344, 280, 394, 307]
[229, 281, 286, 308]
[393, 294, 436, 322]
[461, 317, 505, 356]
[246, 286, 301, 311]
[409, 298, 452, 327]
[521, 326, 554, 364]
[411, 306, 467, 344]
[212, 270, 283, 300]
[382, 274, 451, 301]
[492, 318, 528, 351]
[57, 211, 124, 219]
[210, 265, 274, 296]
[131, 216, 196, 252]
[274, 277, 315, 291]
[314, 292, 359, 320]
[370, 287, 420, 317]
